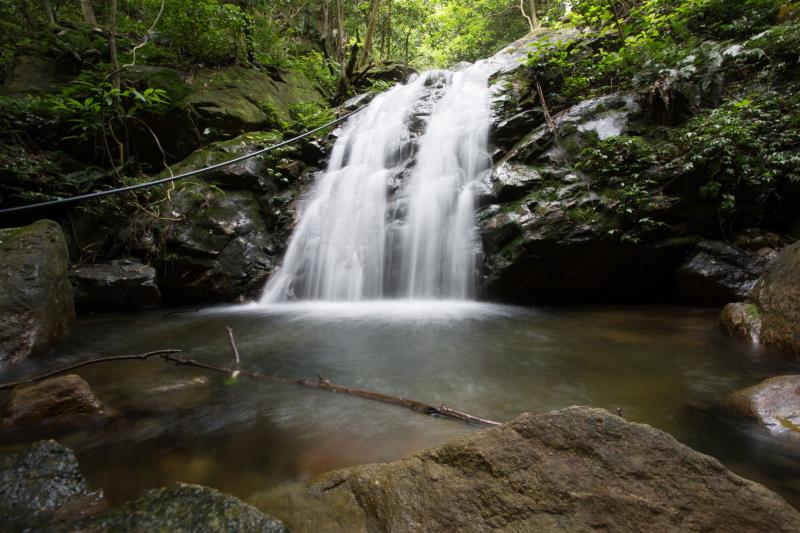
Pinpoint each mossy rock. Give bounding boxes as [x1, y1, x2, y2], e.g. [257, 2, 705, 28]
[0, 220, 74, 366]
[181, 66, 325, 137]
[164, 131, 285, 191]
[68, 483, 285, 533]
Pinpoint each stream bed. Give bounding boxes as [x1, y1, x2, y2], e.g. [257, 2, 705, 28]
[2, 302, 799, 508]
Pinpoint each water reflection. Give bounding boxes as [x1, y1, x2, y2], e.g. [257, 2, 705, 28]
[1, 303, 798, 507]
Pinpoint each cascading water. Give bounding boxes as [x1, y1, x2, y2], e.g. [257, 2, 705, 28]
[261, 63, 491, 303]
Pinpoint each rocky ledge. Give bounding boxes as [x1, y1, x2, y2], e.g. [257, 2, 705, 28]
[250, 406, 800, 532]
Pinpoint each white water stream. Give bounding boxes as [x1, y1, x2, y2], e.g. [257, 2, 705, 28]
[261, 63, 491, 302]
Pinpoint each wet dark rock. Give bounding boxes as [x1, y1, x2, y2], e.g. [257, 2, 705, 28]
[155, 184, 277, 303]
[341, 92, 375, 112]
[726, 375, 800, 436]
[70, 483, 286, 533]
[0, 220, 75, 366]
[163, 131, 285, 192]
[477, 180, 689, 303]
[491, 109, 545, 149]
[70, 259, 161, 311]
[1, 374, 111, 435]
[489, 162, 543, 203]
[250, 407, 800, 532]
[363, 61, 415, 84]
[674, 240, 767, 305]
[0, 440, 107, 531]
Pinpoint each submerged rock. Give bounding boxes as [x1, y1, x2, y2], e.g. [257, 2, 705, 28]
[69, 483, 286, 533]
[726, 375, 800, 436]
[0, 440, 107, 530]
[675, 240, 767, 305]
[0, 220, 75, 366]
[1, 374, 111, 435]
[70, 259, 161, 311]
[249, 407, 800, 532]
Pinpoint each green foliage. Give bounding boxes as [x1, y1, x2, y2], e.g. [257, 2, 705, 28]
[686, 0, 783, 39]
[53, 78, 169, 145]
[284, 51, 337, 96]
[667, 90, 800, 216]
[153, 0, 248, 65]
[577, 136, 666, 242]
[288, 102, 335, 131]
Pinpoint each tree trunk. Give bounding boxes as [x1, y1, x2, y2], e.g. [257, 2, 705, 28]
[529, 0, 538, 28]
[335, 0, 346, 62]
[519, 0, 534, 31]
[108, 0, 120, 90]
[42, 0, 55, 25]
[386, 0, 392, 57]
[403, 30, 410, 70]
[322, 0, 330, 57]
[360, 0, 382, 67]
[19, 0, 36, 27]
[80, 0, 97, 25]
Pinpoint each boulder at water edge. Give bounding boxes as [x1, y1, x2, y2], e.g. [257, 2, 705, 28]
[70, 259, 161, 311]
[726, 375, 800, 437]
[249, 407, 800, 532]
[721, 241, 800, 354]
[0, 220, 75, 365]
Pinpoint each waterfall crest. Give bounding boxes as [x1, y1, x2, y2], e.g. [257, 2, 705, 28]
[261, 63, 491, 303]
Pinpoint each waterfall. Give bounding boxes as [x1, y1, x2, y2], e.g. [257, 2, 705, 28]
[261, 63, 491, 303]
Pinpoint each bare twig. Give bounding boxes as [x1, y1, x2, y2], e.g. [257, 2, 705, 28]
[225, 327, 241, 369]
[0, 350, 182, 391]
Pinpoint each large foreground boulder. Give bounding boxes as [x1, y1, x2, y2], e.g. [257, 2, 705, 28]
[720, 241, 800, 354]
[0, 220, 75, 365]
[67, 483, 286, 533]
[0, 440, 107, 531]
[0, 441, 286, 532]
[249, 407, 800, 532]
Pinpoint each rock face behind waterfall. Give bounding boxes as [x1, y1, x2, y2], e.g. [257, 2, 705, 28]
[0, 220, 74, 365]
[249, 407, 800, 532]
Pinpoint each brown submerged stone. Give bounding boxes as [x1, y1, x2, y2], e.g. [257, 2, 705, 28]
[1, 374, 110, 434]
[249, 407, 800, 532]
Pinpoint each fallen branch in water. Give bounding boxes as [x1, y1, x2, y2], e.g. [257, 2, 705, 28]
[0, 340, 501, 427]
[0, 350, 183, 391]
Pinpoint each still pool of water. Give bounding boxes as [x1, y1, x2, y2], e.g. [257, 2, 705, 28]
[2, 302, 799, 508]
